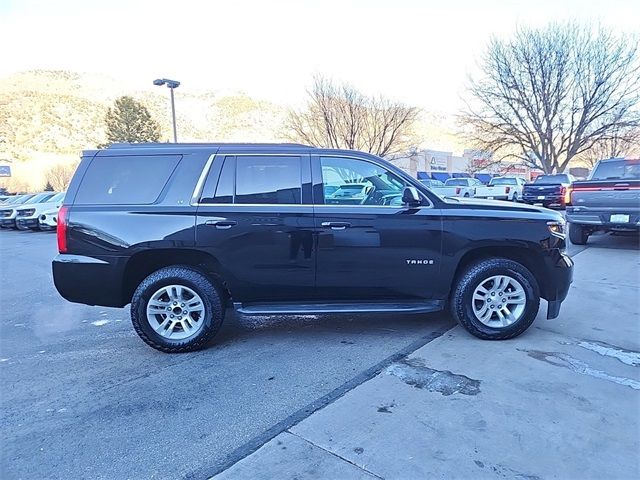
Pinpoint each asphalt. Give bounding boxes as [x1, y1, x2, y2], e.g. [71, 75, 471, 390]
[1, 227, 637, 479]
[215, 233, 640, 480]
[0, 229, 454, 479]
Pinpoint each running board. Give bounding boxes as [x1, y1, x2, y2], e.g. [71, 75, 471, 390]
[234, 301, 444, 315]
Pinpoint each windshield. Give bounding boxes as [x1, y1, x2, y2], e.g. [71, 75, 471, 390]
[23, 193, 55, 204]
[48, 192, 66, 203]
[591, 159, 640, 180]
[13, 194, 35, 205]
[534, 175, 569, 184]
[490, 178, 517, 185]
[445, 179, 468, 186]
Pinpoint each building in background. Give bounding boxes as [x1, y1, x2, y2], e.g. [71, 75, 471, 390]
[389, 148, 536, 183]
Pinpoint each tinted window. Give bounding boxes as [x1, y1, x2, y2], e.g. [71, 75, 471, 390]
[209, 156, 235, 203]
[534, 174, 570, 184]
[591, 159, 640, 180]
[320, 156, 406, 206]
[235, 156, 301, 204]
[75, 155, 180, 205]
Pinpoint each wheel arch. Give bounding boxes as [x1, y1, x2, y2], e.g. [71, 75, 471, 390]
[122, 249, 232, 306]
[450, 246, 547, 299]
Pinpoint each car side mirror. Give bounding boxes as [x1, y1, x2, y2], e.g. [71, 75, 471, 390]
[402, 186, 422, 206]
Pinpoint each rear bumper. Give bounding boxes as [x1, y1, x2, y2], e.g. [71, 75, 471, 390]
[52, 254, 127, 307]
[541, 252, 574, 319]
[522, 194, 564, 206]
[475, 195, 509, 200]
[567, 209, 640, 230]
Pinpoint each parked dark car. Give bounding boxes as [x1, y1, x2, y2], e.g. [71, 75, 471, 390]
[566, 158, 640, 245]
[52, 143, 573, 352]
[522, 174, 575, 208]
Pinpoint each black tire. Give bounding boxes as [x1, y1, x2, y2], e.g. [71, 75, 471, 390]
[131, 265, 225, 353]
[451, 258, 540, 340]
[464, 193, 470, 198]
[568, 223, 589, 245]
[512, 193, 519, 202]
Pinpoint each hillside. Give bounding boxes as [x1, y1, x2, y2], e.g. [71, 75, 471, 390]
[0, 70, 293, 165]
[0, 70, 464, 194]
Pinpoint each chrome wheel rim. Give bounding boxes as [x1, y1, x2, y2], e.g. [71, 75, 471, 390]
[472, 275, 526, 328]
[146, 285, 205, 340]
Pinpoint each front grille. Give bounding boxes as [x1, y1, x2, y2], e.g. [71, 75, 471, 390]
[1, 209, 12, 218]
[18, 209, 35, 217]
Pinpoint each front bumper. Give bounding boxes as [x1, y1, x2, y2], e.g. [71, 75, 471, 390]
[1, 218, 16, 228]
[53, 254, 128, 307]
[16, 218, 39, 229]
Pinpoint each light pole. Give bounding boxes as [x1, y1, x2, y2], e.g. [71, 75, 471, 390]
[153, 78, 180, 142]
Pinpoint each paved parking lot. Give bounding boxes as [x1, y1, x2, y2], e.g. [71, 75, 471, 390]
[1, 228, 638, 479]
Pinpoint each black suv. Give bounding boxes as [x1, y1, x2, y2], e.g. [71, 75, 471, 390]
[53, 143, 573, 352]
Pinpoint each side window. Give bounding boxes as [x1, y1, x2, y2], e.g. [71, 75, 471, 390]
[320, 156, 406, 206]
[235, 156, 302, 204]
[75, 155, 181, 205]
[212, 156, 235, 204]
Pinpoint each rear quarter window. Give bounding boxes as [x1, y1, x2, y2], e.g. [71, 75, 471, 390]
[74, 155, 181, 205]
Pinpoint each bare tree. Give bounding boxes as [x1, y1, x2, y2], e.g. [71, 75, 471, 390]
[462, 24, 640, 173]
[577, 126, 640, 168]
[286, 76, 419, 158]
[45, 162, 78, 191]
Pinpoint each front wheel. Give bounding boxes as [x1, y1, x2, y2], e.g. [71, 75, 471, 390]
[512, 193, 519, 202]
[131, 266, 225, 353]
[451, 258, 540, 340]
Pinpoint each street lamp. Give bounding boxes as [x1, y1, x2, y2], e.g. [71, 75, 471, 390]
[153, 78, 180, 143]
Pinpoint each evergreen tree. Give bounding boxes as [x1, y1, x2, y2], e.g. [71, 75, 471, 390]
[102, 96, 161, 147]
[44, 181, 54, 191]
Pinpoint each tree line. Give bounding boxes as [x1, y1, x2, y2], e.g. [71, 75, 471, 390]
[97, 22, 639, 175]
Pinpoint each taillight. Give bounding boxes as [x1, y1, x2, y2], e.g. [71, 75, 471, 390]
[456, 187, 461, 195]
[57, 206, 69, 253]
[505, 186, 511, 194]
[563, 186, 571, 205]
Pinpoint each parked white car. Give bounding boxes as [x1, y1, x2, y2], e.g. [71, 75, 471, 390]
[1, 192, 55, 228]
[15, 192, 65, 230]
[474, 177, 526, 202]
[437, 177, 483, 198]
[38, 208, 60, 230]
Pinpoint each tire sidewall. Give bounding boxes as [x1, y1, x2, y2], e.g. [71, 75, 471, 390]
[131, 267, 223, 351]
[453, 260, 540, 339]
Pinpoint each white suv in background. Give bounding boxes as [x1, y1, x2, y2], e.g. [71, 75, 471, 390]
[15, 192, 65, 230]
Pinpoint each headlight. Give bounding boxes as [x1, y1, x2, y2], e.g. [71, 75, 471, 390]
[547, 220, 566, 238]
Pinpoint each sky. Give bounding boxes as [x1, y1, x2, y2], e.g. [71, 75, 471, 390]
[1, 0, 639, 113]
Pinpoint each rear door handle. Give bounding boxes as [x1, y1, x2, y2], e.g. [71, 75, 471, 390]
[205, 220, 237, 229]
[321, 221, 351, 230]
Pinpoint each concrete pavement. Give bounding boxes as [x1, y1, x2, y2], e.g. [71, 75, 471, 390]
[214, 244, 640, 479]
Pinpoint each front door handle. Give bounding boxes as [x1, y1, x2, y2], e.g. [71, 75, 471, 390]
[205, 220, 237, 229]
[321, 221, 351, 230]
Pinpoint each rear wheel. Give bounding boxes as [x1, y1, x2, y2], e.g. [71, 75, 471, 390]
[451, 258, 540, 340]
[131, 266, 225, 353]
[568, 223, 589, 245]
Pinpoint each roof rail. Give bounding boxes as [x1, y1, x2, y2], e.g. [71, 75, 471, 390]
[106, 142, 313, 149]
